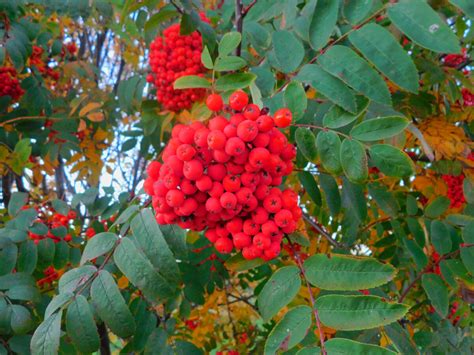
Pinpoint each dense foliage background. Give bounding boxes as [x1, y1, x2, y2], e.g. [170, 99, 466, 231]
[0, 0, 473, 354]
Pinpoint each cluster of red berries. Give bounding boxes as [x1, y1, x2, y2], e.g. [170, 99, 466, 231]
[61, 41, 78, 58]
[0, 67, 24, 102]
[461, 88, 473, 106]
[442, 173, 466, 208]
[147, 15, 208, 112]
[444, 48, 468, 67]
[144, 90, 300, 260]
[30, 45, 60, 81]
[37, 266, 61, 288]
[216, 351, 239, 355]
[28, 206, 77, 244]
[428, 251, 441, 275]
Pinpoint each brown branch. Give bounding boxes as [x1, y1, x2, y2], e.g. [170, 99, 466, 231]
[286, 237, 326, 354]
[242, 0, 257, 16]
[55, 155, 66, 200]
[235, 0, 244, 56]
[170, 0, 184, 14]
[302, 213, 345, 249]
[1, 172, 13, 207]
[98, 322, 111, 355]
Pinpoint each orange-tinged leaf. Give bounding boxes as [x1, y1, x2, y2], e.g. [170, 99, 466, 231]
[79, 102, 102, 117]
[87, 112, 104, 122]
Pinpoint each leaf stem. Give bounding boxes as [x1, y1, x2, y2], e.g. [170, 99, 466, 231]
[286, 237, 327, 354]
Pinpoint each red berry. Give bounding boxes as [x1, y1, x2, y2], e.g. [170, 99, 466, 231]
[215, 237, 233, 254]
[229, 90, 249, 111]
[243, 104, 260, 120]
[274, 108, 292, 128]
[206, 93, 223, 111]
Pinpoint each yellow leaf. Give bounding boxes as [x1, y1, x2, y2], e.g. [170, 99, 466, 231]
[79, 102, 102, 117]
[87, 111, 104, 122]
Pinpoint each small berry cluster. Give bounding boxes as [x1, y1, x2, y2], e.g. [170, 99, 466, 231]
[29, 45, 60, 81]
[144, 90, 300, 260]
[461, 88, 473, 106]
[37, 266, 61, 288]
[428, 251, 441, 275]
[28, 206, 77, 244]
[147, 15, 208, 112]
[444, 48, 468, 67]
[442, 173, 466, 208]
[0, 67, 24, 102]
[85, 215, 116, 239]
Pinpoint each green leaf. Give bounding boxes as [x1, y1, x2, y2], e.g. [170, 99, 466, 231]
[295, 128, 317, 162]
[404, 238, 428, 270]
[325, 338, 396, 355]
[114, 238, 175, 301]
[425, 196, 450, 218]
[113, 205, 139, 226]
[316, 131, 343, 175]
[315, 295, 409, 331]
[45, 293, 73, 319]
[174, 340, 203, 355]
[58, 265, 97, 294]
[8, 192, 28, 217]
[421, 273, 448, 317]
[0, 243, 17, 276]
[304, 254, 396, 291]
[51, 199, 69, 216]
[214, 56, 246, 71]
[296, 346, 321, 355]
[462, 221, 474, 244]
[284, 81, 307, 121]
[450, 0, 474, 18]
[31, 311, 62, 355]
[257, 266, 301, 322]
[0, 273, 35, 290]
[180, 11, 200, 35]
[349, 24, 419, 93]
[218, 32, 241, 56]
[10, 305, 32, 334]
[91, 270, 135, 338]
[264, 306, 312, 355]
[6, 285, 39, 302]
[430, 220, 452, 255]
[463, 178, 474, 204]
[323, 98, 369, 129]
[273, 30, 304, 73]
[318, 46, 391, 105]
[460, 246, 474, 274]
[319, 173, 341, 216]
[351, 116, 409, 141]
[387, 0, 461, 54]
[173, 75, 211, 89]
[298, 171, 322, 206]
[201, 46, 213, 69]
[66, 295, 100, 353]
[309, 0, 339, 50]
[215, 73, 256, 91]
[297, 64, 357, 113]
[340, 139, 368, 184]
[144, 7, 178, 33]
[343, 0, 375, 25]
[369, 144, 415, 178]
[225, 253, 266, 272]
[80, 232, 118, 265]
[131, 209, 180, 284]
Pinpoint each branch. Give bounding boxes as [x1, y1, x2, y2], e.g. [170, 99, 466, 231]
[170, 0, 184, 15]
[286, 237, 326, 354]
[302, 213, 345, 249]
[235, 0, 243, 56]
[55, 155, 66, 200]
[97, 322, 111, 355]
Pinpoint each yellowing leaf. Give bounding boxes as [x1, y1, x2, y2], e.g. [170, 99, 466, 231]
[79, 102, 102, 117]
[87, 112, 105, 122]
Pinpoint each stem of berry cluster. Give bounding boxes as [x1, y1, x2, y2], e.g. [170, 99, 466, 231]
[287, 238, 327, 354]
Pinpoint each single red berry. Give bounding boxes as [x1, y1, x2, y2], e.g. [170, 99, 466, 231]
[243, 104, 260, 120]
[274, 108, 292, 128]
[229, 90, 249, 111]
[206, 93, 223, 111]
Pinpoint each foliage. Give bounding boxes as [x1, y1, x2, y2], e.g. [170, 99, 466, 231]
[0, 0, 473, 354]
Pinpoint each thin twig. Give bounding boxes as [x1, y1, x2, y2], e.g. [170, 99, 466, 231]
[302, 213, 345, 249]
[287, 237, 326, 355]
[170, 0, 184, 15]
[234, 0, 244, 56]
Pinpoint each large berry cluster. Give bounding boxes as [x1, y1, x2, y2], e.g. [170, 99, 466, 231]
[144, 90, 301, 260]
[0, 67, 24, 101]
[148, 16, 208, 112]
